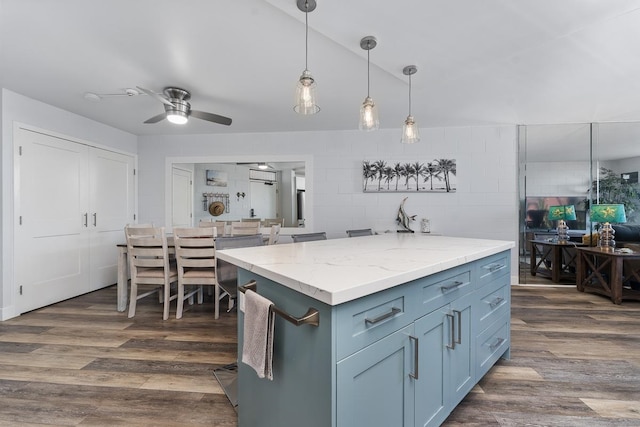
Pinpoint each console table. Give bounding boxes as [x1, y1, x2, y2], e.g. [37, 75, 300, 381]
[576, 247, 640, 304]
[529, 240, 585, 283]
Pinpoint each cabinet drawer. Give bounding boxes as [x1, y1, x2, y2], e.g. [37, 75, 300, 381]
[336, 285, 414, 360]
[476, 314, 510, 379]
[416, 265, 473, 315]
[475, 275, 510, 335]
[476, 251, 509, 289]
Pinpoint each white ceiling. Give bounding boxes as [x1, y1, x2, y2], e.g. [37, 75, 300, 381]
[2, 0, 640, 136]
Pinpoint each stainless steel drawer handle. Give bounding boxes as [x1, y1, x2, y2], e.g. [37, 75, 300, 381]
[365, 307, 401, 325]
[489, 297, 504, 308]
[440, 280, 464, 292]
[453, 310, 462, 345]
[446, 313, 455, 349]
[489, 337, 505, 352]
[409, 336, 419, 380]
[487, 263, 505, 272]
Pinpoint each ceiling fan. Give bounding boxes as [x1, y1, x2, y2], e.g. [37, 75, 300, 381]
[136, 86, 232, 126]
[83, 88, 142, 101]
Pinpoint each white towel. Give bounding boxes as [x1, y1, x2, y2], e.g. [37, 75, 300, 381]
[241, 289, 276, 380]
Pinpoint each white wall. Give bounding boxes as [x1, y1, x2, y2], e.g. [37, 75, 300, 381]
[526, 161, 591, 197]
[138, 125, 519, 278]
[1, 89, 138, 319]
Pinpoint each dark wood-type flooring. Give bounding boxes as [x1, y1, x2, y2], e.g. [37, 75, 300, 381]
[0, 283, 639, 426]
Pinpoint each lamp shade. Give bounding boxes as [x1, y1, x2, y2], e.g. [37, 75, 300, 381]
[590, 204, 627, 223]
[548, 205, 577, 221]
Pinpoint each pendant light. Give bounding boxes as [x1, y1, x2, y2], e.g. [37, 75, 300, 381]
[401, 65, 420, 144]
[359, 36, 379, 131]
[294, 0, 320, 115]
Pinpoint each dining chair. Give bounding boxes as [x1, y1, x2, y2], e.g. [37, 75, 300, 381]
[268, 224, 281, 245]
[125, 225, 178, 320]
[173, 227, 219, 319]
[241, 218, 261, 222]
[230, 221, 260, 236]
[261, 218, 284, 227]
[291, 232, 327, 243]
[199, 219, 227, 237]
[346, 228, 373, 237]
[215, 234, 264, 312]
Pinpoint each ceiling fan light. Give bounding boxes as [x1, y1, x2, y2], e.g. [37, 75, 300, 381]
[167, 111, 188, 125]
[359, 96, 379, 131]
[401, 115, 420, 144]
[294, 70, 320, 115]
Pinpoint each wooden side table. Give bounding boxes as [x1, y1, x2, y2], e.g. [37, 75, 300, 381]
[529, 240, 584, 283]
[576, 247, 640, 304]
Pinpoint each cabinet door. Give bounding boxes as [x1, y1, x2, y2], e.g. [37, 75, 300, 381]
[449, 291, 475, 406]
[337, 325, 415, 427]
[88, 147, 135, 290]
[414, 306, 449, 427]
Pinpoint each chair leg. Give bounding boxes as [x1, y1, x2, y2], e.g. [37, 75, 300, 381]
[128, 282, 138, 318]
[197, 285, 204, 304]
[176, 282, 185, 319]
[163, 282, 171, 321]
[214, 284, 220, 319]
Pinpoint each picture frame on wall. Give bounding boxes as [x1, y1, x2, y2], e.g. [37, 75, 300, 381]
[206, 170, 228, 187]
[363, 159, 457, 193]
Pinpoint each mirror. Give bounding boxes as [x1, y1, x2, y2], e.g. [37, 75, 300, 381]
[518, 121, 640, 284]
[165, 155, 312, 232]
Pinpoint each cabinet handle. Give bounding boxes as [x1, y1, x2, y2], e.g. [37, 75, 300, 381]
[489, 297, 504, 309]
[453, 310, 462, 345]
[446, 313, 455, 349]
[489, 337, 505, 352]
[83, 213, 88, 227]
[487, 263, 505, 272]
[440, 280, 464, 293]
[93, 213, 97, 227]
[409, 336, 419, 380]
[365, 307, 401, 325]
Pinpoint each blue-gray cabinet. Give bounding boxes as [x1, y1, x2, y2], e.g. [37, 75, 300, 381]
[237, 249, 511, 427]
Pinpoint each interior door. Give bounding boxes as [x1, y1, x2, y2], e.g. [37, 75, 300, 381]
[250, 180, 278, 219]
[88, 147, 135, 290]
[172, 167, 193, 228]
[14, 128, 90, 313]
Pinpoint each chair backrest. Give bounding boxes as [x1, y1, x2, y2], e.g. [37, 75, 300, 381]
[346, 228, 373, 237]
[199, 220, 226, 236]
[241, 218, 261, 222]
[261, 218, 284, 227]
[268, 224, 281, 245]
[291, 232, 327, 243]
[230, 221, 260, 236]
[215, 235, 264, 284]
[173, 227, 217, 272]
[125, 226, 171, 281]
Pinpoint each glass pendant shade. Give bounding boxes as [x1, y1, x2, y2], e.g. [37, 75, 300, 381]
[294, 69, 320, 115]
[359, 96, 379, 131]
[401, 115, 420, 144]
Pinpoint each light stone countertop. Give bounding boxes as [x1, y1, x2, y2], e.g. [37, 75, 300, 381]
[217, 234, 514, 306]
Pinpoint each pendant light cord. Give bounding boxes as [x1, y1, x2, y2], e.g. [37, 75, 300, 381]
[408, 73, 412, 116]
[367, 48, 371, 97]
[305, 1, 309, 71]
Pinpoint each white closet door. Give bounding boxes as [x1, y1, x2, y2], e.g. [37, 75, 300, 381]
[15, 128, 90, 313]
[172, 167, 193, 228]
[88, 148, 135, 291]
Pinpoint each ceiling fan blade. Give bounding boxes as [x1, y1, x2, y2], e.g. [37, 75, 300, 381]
[143, 113, 167, 124]
[136, 86, 175, 107]
[190, 110, 232, 126]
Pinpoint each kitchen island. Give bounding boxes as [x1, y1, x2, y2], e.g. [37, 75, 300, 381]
[217, 234, 514, 427]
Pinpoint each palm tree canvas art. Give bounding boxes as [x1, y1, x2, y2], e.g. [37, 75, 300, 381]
[363, 159, 457, 192]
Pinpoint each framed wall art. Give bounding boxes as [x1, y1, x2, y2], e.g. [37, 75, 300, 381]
[363, 159, 457, 193]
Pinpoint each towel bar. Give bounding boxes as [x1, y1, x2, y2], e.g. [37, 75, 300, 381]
[239, 280, 320, 327]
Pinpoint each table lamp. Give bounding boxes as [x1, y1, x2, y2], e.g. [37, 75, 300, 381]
[548, 205, 576, 243]
[590, 204, 626, 249]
